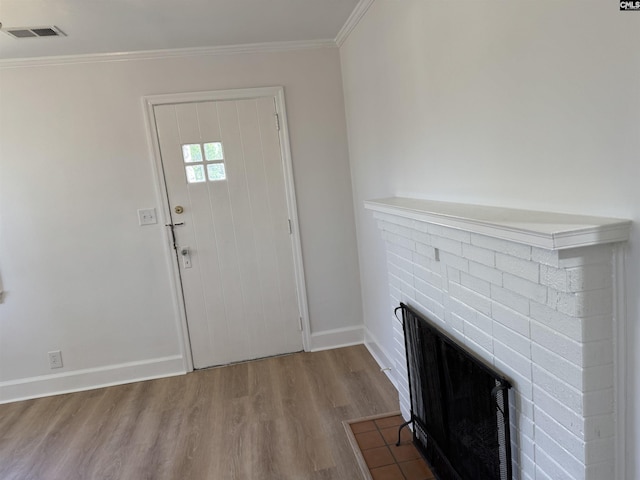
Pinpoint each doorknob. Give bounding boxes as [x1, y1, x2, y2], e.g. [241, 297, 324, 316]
[175, 205, 184, 214]
[180, 246, 192, 269]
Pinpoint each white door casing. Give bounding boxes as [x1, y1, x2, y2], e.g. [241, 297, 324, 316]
[143, 87, 310, 370]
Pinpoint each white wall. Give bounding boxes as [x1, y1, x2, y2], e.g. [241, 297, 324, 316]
[340, 1, 640, 478]
[0, 46, 361, 400]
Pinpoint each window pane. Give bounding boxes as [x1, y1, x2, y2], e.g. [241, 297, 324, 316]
[207, 163, 226, 181]
[204, 142, 224, 161]
[185, 165, 206, 183]
[182, 144, 203, 163]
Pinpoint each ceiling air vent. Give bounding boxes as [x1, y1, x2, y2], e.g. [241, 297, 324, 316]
[2, 25, 66, 39]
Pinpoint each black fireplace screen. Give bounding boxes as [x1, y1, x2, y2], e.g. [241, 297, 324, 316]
[398, 303, 513, 480]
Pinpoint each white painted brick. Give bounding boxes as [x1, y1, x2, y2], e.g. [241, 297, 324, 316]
[449, 281, 492, 316]
[531, 344, 582, 390]
[491, 284, 530, 315]
[534, 467, 553, 480]
[412, 230, 432, 245]
[584, 436, 615, 465]
[530, 302, 582, 342]
[583, 388, 614, 417]
[494, 340, 532, 381]
[467, 310, 493, 333]
[383, 230, 415, 251]
[380, 221, 414, 238]
[496, 253, 540, 283]
[460, 271, 491, 297]
[447, 296, 477, 324]
[448, 311, 465, 334]
[462, 243, 495, 266]
[582, 315, 613, 343]
[414, 263, 442, 288]
[535, 407, 586, 463]
[431, 235, 463, 256]
[531, 321, 582, 367]
[535, 446, 575, 480]
[582, 339, 613, 368]
[464, 318, 493, 352]
[446, 266, 461, 284]
[464, 334, 493, 364]
[513, 410, 535, 439]
[414, 277, 443, 307]
[548, 289, 613, 318]
[469, 260, 503, 285]
[426, 223, 471, 243]
[373, 212, 414, 228]
[414, 291, 445, 323]
[534, 385, 585, 439]
[387, 241, 413, 260]
[584, 413, 614, 441]
[567, 263, 612, 292]
[540, 265, 569, 291]
[531, 247, 560, 267]
[584, 461, 614, 480]
[515, 432, 536, 467]
[492, 302, 531, 338]
[516, 392, 535, 419]
[518, 454, 536, 480]
[558, 244, 613, 267]
[389, 251, 414, 274]
[503, 273, 548, 304]
[536, 428, 584, 480]
[532, 364, 583, 415]
[439, 250, 469, 272]
[411, 219, 430, 232]
[493, 321, 530, 358]
[582, 363, 614, 392]
[470, 233, 532, 259]
[414, 244, 437, 262]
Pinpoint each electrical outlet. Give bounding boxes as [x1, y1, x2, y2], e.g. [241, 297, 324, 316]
[48, 350, 63, 369]
[137, 208, 157, 226]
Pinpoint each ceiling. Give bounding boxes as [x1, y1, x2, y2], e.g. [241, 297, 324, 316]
[0, 0, 360, 60]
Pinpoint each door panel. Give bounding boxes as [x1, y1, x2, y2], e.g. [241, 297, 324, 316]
[154, 97, 302, 368]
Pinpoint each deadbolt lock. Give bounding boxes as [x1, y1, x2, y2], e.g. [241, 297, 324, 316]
[174, 205, 184, 214]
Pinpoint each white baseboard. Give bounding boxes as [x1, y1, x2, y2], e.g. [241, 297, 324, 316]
[0, 355, 186, 404]
[364, 327, 396, 387]
[309, 325, 364, 352]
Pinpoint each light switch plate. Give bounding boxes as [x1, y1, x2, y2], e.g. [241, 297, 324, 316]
[138, 208, 157, 226]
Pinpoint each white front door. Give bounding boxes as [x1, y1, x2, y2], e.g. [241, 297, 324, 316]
[152, 92, 304, 368]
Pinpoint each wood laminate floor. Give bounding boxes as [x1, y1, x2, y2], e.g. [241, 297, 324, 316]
[0, 345, 399, 480]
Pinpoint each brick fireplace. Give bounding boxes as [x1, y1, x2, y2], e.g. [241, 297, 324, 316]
[365, 197, 630, 480]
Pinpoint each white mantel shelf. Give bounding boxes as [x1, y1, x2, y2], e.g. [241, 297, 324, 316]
[364, 197, 631, 250]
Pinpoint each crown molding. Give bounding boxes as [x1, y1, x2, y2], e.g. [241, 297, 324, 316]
[335, 0, 375, 47]
[0, 39, 337, 69]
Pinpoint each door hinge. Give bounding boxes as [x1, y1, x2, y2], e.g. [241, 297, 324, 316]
[298, 316, 303, 331]
[275, 113, 281, 131]
[288, 218, 293, 234]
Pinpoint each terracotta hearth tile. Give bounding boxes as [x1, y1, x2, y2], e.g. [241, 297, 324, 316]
[370, 463, 405, 480]
[347, 413, 435, 480]
[356, 430, 386, 449]
[390, 442, 421, 463]
[362, 446, 395, 469]
[374, 414, 405, 429]
[351, 420, 377, 434]
[399, 459, 435, 480]
[380, 425, 412, 445]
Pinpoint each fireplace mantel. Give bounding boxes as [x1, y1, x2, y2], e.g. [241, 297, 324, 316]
[367, 196, 631, 480]
[364, 197, 631, 250]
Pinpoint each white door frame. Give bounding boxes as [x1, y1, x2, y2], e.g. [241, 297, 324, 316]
[142, 86, 311, 372]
